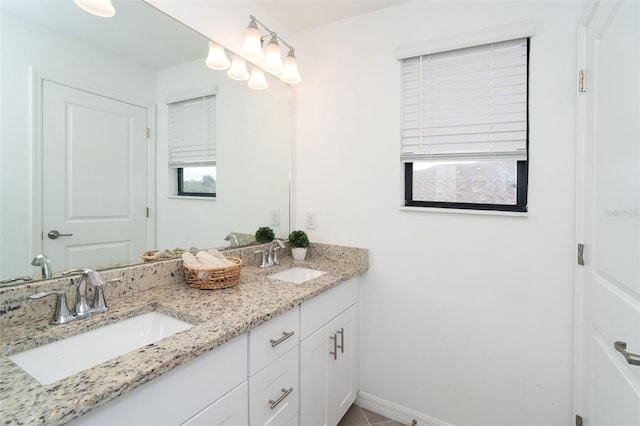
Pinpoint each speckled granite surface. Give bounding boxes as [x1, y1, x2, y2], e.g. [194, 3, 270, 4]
[0, 243, 368, 425]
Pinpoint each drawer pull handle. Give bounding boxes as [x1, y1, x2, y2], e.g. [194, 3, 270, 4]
[330, 333, 337, 360]
[269, 387, 294, 410]
[337, 327, 344, 353]
[270, 330, 295, 347]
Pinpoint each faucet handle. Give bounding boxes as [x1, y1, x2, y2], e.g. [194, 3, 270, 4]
[30, 291, 74, 325]
[90, 277, 121, 313]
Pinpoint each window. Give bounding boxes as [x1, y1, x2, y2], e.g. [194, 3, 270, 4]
[169, 94, 216, 197]
[401, 38, 529, 212]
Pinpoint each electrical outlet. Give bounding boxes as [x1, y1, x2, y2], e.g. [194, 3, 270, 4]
[270, 209, 280, 226]
[305, 211, 317, 230]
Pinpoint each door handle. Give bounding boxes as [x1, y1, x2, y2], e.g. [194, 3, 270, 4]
[48, 230, 73, 240]
[336, 327, 344, 353]
[614, 341, 640, 366]
[330, 333, 337, 360]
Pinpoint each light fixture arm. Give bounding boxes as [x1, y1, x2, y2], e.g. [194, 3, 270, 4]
[249, 15, 294, 52]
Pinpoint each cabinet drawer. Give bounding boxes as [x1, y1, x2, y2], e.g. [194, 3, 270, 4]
[300, 277, 357, 340]
[182, 381, 248, 426]
[249, 346, 299, 426]
[249, 307, 299, 375]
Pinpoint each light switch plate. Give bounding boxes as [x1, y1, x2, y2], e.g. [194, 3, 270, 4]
[270, 209, 280, 226]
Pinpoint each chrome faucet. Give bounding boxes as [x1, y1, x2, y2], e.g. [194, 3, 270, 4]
[254, 239, 285, 268]
[268, 239, 285, 266]
[31, 254, 52, 279]
[225, 233, 240, 248]
[29, 269, 121, 325]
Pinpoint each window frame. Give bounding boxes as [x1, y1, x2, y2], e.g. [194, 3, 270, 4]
[401, 37, 530, 213]
[177, 167, 216, 198]
[404, 160, 528, 212]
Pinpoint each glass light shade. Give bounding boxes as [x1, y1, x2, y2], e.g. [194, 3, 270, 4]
[262, 37, 284, 75]
[280, 52, 302, 84]
[248, 67, 268, 90]
[241, 21, 264, 62]
[74, 0, 115, 17]
[205, 42, 230, 70]
[227, 55, 249, 81]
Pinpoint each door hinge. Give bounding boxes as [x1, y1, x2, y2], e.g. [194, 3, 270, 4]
[576, 414, 583, 426]
[578, 243, 585, 266]
[146, 207, 150, 218]
[578, 69, 586, 93]
[146, 127, 151, 138]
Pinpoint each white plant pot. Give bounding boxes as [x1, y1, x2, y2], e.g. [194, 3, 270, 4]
[291, 247, 307, 261]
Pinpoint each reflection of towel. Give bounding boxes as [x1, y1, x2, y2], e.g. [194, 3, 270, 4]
[153, 246, 199, 259]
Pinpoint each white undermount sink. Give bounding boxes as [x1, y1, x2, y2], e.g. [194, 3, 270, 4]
[9, 311, 193, 385]
[267, 266, 326, 284]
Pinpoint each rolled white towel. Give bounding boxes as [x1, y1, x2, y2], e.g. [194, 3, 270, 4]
[181, 252, 201, 268]
[207, 248, 225, 259]
[196, 251, 226, 268]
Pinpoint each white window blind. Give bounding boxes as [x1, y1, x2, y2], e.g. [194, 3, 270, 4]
[168, 95, 216, 168]
[401, 38, 528, 162]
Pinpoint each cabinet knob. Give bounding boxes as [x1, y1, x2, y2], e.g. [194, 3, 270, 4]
[330, 334, 337, 360]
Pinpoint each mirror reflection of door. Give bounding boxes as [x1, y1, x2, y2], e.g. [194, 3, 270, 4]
[42, 80, 149, 271]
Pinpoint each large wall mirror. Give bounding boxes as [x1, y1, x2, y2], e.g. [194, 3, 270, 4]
[0, 0, 290, 284]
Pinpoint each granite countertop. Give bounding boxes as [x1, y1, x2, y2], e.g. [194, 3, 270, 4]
[0, 243, 368, 425]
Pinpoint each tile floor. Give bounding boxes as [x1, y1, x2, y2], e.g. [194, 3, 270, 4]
[337, 404, 407, 426]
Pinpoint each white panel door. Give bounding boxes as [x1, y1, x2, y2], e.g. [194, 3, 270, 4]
[578, 1, 640, 424]
[42, 80, 148, 271]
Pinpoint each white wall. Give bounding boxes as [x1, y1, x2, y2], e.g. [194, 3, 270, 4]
[291, 1, 580, 425]
[155, 59, 290, 249]
[0, 10, 155, 279]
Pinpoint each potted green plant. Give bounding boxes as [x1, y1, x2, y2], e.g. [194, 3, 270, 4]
[288, 230, 309, 261]
[255, 226, 275, 244]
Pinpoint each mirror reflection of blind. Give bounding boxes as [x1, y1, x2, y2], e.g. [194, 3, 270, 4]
[169, 95, 216, 168]
[401, 38, 528, 162]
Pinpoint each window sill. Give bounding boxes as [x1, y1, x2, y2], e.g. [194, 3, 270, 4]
[168, 195, 216, 201]
[400, 206, 528, 217]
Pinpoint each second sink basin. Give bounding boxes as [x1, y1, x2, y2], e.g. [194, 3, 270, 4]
[267, 267, 326, 284]
[9, 311, 193, 385]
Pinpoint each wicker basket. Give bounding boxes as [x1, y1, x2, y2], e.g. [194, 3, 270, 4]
[182, 257, 243, 290]
[141, 250, 159, 261]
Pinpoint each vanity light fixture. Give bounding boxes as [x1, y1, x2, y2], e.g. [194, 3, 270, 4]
[280, 49, 302, 84]
[241, 17, 264, 62]
[240, 15, 301, 85]
[74, 0, 115, 17]
[248, 66, 268, 90]
[227, 54, 250, 81]
[205, 41, 230, 70]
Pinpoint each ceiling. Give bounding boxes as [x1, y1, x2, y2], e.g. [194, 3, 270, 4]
[254, 1, 406, 33]
[1, 0, 405, 70]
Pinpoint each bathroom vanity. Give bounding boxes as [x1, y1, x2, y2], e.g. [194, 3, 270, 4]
[0, 243, 368, 425]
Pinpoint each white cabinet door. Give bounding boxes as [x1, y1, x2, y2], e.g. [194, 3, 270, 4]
[300, 323, 330, 426]
[327, 306, 357, 426]
[300, 305, 357, 426]
[182, 382, 248, 426]
[249, 346, 299, 426]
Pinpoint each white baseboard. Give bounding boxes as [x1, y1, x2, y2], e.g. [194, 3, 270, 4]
[355, 391, 455, 426]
